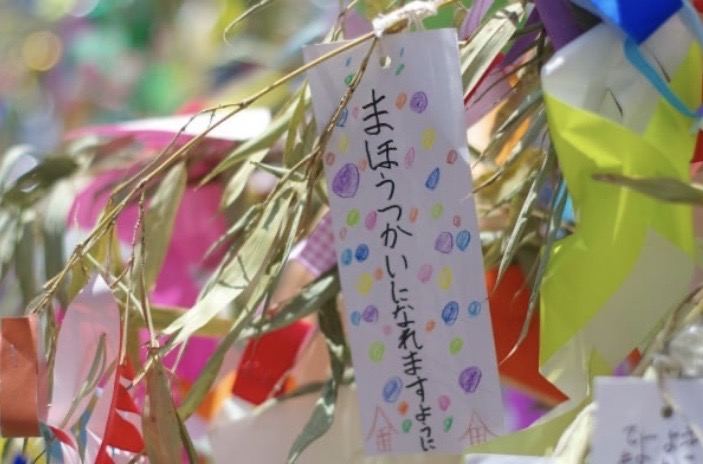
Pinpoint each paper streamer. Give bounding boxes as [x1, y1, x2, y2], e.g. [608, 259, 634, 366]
[0, 315, 45, 437]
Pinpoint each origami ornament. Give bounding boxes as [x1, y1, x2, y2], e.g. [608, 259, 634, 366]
[540, 13, 701, 405]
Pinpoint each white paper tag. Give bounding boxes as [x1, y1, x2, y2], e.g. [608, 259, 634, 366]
[593, 377, 703, 463]
[305, 29, 504, 455]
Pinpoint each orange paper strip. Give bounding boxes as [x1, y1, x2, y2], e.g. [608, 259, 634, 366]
[0, 315, 42, 437]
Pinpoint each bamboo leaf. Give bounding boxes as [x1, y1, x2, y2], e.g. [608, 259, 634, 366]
[240, 269, 339, 340]
[593, 174, 703, 205]
[496, 146, 555, 286]
[0, 211, 21, 284]
[161, 187, 296, 347]
[204, 93, 302, 184]
[66, 229, 115, 302]
[14, 212, 37, 306]
[134, 163, 187, 290]
[142, 360, 183, 463]
[176, 187, 307, 418]
[461, 4, 524, 95]
[2, 157, 78, 208]
[222, 149, 268, 207]
[287, 298, 346, 464]
[504, 175, 568, 362]
[42, 181, 75, 305]
[284, 87, 310, 162]
[224, 0, 283, 40]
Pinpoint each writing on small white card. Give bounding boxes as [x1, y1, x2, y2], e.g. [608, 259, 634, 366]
[304, 29, 504, 455]
[593, 377, 703, 463]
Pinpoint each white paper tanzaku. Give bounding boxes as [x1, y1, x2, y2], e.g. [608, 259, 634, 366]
[305, 29, 504, 455]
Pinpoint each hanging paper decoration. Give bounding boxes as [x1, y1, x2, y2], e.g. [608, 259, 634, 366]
[0, 315, 45, 437]
[305, 29, 504, 455]
[540, 14, 701, 402]
[592, 377, 703, 462]
[232, 321, 316, 405]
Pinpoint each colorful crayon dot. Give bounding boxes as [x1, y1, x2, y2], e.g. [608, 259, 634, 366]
[432, 203, 444, 219]
[453, 215, 461, 227]
[356, 272, 373, 295]
[355, 244, 369, 262]
[345, 57, 352, 67]
[365, 211, 377, 229]
[369, 341, 385, 362]
[421, 128, 436, 149]
[442, 301, 459, 326]
[337, 133, 349, 153]
[325, 152, 336, 165]
[395, 63, 405, 76]
[438, 267, 453, 290]
[383, 324, 392, 336]
[341, 248, 353, 266]
[404, 148, 415, 168]
[438, 395, 451, 411]
[410, 91, 428, 113]
[443, 416, 454, 432]
[374, 268, 384, 280]
[418, 264, 433, 283]
[351, 311, 362, 326]
[362, 305, 379, 323]
[468, 300, 481, 317]
[339, 228, 347, 240]
[396, 92, 407, 109]
[409, 207, 419, 223]
[402, 419, 412, 433]
[357, 158, 368, 171]
[446, 149, 458, 164]
[398, 401, 409, 416]
[383, 377, 403, 403]
[344, 73, 354, 86]
[425, 320, 436, 332]
[459, 366, 482, 393]
[347, 208, 360, 226]
[449, 337, 464, 355]
[425, 167, 440, 190]
[456, 230, 471, 251]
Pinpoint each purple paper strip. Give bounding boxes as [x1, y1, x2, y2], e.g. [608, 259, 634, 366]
[502, 9, 541, 66]
[459, 0, 493, 39]
[535, 0, 586, 50]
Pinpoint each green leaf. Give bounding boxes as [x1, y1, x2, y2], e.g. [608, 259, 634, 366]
[287, 298, 346, 463]
[161, 187, 296, 347]
[66, 228, 114, 302]
[204, 93, 302, 185]
[14, 212, 37, 306]
[221, 149, 268, 207]
[505, 175, 567, 362]
[461, 4, 524, 95]
[0, 211, 21, 283]
[134, 163, 187, 290]
[142, 360, 184, 463]
[42, 181, 75, 305]
[2, 157, 78, 207]
[496, 146, 555, 286]
[240, 269, 340, 340]
[224, 0, 283, 40]
[284, 87, 310, 163]
[176, 186, 308, 418]
[593, 174, 703, 205]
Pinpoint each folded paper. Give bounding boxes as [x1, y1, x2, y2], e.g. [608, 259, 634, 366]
[540, 14, 700, 406]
